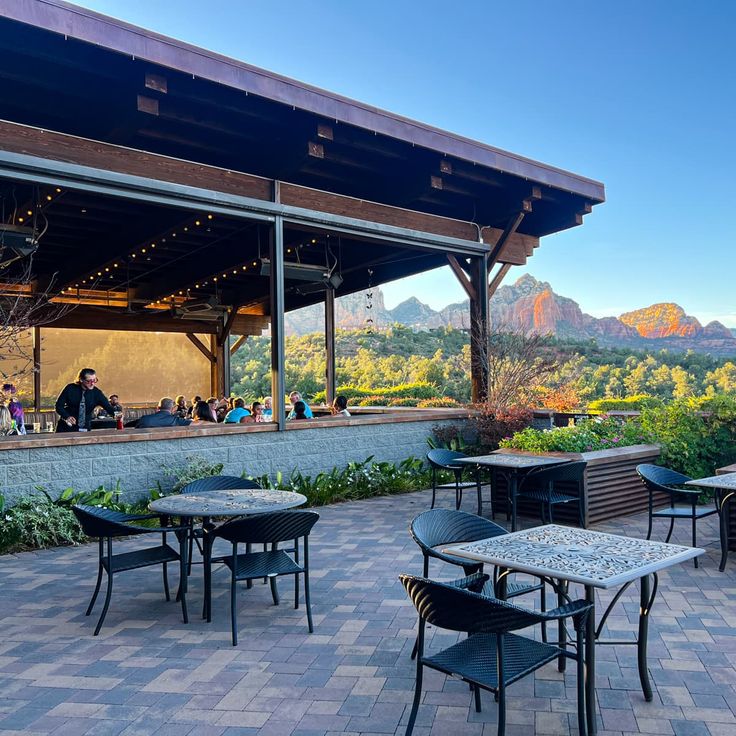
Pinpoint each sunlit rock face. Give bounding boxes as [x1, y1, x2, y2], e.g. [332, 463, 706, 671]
[620, 303, 701, 338]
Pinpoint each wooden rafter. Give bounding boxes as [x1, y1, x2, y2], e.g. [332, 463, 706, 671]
[186, 333, 215, 362]
[446, 255, 477, 302]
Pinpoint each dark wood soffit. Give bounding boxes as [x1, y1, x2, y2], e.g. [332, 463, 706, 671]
[0, 0, 605, 203]
[0, 121, 537, 262]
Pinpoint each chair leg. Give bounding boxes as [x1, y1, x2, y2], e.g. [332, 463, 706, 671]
[230, 570, 238, 647]
[497, 681, 506, 736]
[430, 469, 437, 509]
[473, 683, 482, 712]
[665, 517, 675, 544]
[187, 522, 194, 576]
[269, 576, 280, 605]
[548, 501, 554, 524]
[304, 571, 314, 634]
[93, 571, 113, 636]
[405, 660, 423, 736]
[692, 509, 698, 569]
[719, 497, 730, 572]
[163, 562, 171, 602]
[540, 583, 547, 643]
[86, 559, 104, 616]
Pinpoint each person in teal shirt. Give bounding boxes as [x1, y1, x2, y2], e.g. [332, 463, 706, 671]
[224, 397, 251, 423]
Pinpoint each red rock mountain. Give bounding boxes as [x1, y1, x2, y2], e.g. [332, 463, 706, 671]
[283, 275, 736, 356]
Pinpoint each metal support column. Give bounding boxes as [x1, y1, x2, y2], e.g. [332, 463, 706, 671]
[325, 288, 336, 406]
[269, 218, 286, 430]
[469, 253, 489, 403]
[33, 326, 41, 412]
[209, 334, 219, 397]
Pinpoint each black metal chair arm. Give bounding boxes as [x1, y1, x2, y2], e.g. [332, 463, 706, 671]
[541, 599, 593, 630]
[447, 572, 490, 593]
[125, 523, 192, 534]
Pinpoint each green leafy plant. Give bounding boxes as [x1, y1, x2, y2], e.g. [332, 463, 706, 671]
[161, 455, 225, 492]
[0, 490, 87, 554]
[588, 395, 663, 412]
[417, 397, 459, 408]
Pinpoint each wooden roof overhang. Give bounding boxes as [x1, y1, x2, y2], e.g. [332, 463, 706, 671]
[0, 0, 604, 334]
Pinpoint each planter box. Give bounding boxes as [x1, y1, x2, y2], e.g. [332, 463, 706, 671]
[490, 444, 661, 527]
[716, 463, 736, 552]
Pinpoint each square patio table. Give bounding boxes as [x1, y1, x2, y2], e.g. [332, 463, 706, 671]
[455, 453, 570, 529]
[686, 472, 736, 571]
[445, 523, 703, 735]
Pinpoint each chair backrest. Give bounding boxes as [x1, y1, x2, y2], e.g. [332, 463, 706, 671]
[215, 510, 319, 544]
[410, 508, 507, 553]
[180, 475, 260, 494]
[525, 460, 587, 487]
[636, 463, 692, 494]
[400, 574, 543, 634]
[426, 448, 467, 470]
[72, 504, 145, 538]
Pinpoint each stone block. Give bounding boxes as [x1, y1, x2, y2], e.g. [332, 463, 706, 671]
[28, 446, 73, 464]
[92, 457, 130, 476]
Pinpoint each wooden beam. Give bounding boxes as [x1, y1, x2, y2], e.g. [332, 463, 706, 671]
[325, 289, 336, 406]
[218, 308, 237, 347]
[186, 333, 215, 362]
[446, 255, 477, 302]
[230, 334, 248, 354]
[33, 326, 41, 413]
[487, 211, 526, 268]
[488, 263, 512, 298]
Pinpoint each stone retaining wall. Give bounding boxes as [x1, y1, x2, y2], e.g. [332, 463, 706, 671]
[0, 411, 468, 505]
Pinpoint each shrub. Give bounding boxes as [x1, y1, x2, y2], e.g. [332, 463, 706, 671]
[588, 395, 663, 412]
[500, 415, 653, 454]
[0, 490, 87, 554]
[639, 396, 736, 478]
[313, 382, 439, 404]
[358, 395, 390, 406]
[161, 456, 225, 492]
[428, 424, 468, 452]
[472, 405, 533, 452]
[388, 397, 420, 407]
[417, 397, 459, 408]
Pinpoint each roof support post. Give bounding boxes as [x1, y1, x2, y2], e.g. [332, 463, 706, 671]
[325, 288, 336, 406]
[230, 334, 248, 355]
[470, 253, 490, 404]
[269, 217, 286, 430]
[33, 326, 41, 413]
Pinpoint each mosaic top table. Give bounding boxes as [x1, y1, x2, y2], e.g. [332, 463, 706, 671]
[455, 453, 570, 528]
[149, 488, 307, 518]
[445, 524, 703, 735]
[686, 472, 736, 570]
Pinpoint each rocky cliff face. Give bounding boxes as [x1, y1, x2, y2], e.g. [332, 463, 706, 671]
[283, 275, 736, 356]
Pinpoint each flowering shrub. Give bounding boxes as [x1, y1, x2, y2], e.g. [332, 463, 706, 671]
[472, 405, 533, 452]
[499, 416, 652, 454]
[417, 397, 459, 408]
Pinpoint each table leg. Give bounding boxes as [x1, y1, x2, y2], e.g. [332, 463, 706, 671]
[557, 580, 568, 673]
[585, 584, 596, 736]
[510, 475, 518, 532]
[719, 491, 733, 572]
[637, 574, 654, 702]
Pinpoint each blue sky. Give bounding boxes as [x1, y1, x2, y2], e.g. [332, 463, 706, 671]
[74, 1, 736, 324]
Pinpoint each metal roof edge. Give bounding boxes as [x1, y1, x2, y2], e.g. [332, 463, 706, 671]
[0, 0, 605, 203]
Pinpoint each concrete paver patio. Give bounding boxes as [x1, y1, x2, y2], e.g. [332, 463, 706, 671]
[1, 489, 735, 736]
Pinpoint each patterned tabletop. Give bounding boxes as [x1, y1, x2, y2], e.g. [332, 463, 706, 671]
[445, 524, 703, 588]
[455, 453, 569, 470]
[687, 472, 736, 491]
[150, 488, 307, 517]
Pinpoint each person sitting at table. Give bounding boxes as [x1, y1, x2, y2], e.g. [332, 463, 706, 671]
[262, 396, 273, 418]
[224, 397, 250, 423]
[97, 394, 124, 418]
[192, 400, 216, 423]
[244, 401, 264, 423]
[287, 391, 313, 419]
[137, 397, 192, 428]
[0, 403, 15, 435]
[291, 400, 310, 421]
[186, 395, 201, 418]
[207, 396, 227, 422]
[55, 368, 117, 433]
[2, 383, 26, 434]
[174, 395, 188, 419]
[331, 395, 351, 417]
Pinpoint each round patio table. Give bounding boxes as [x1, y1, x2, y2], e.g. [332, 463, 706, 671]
[149, 488, 308, 618]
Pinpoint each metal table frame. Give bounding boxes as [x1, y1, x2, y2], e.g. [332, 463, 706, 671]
[686, 472, 736, 571]
[445, 524, 702, 735]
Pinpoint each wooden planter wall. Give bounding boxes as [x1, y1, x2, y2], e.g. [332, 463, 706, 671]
[490, 444, 662, 527]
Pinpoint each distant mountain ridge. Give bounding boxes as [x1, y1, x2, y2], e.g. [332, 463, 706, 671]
[284, 274, 736, 356]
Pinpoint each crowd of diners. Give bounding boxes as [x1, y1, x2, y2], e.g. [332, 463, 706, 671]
[0, 368, 352, 435]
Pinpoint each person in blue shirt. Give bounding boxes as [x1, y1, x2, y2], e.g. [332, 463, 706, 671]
[224, 397, 251, 423]
[262, 396, 273, 418]
[288, 391, 313, 419]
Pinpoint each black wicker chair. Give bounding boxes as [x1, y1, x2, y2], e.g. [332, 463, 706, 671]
[426, 449, 480, 513]
[180, 476, 261, 572]
[517, 461, 587, 528]
[409, 509, 547, 644]
[72, 504, 189, 636]
[637, 463, 718, 568]
[400, 575, 591, 736]
[205, 510, 319, 645]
